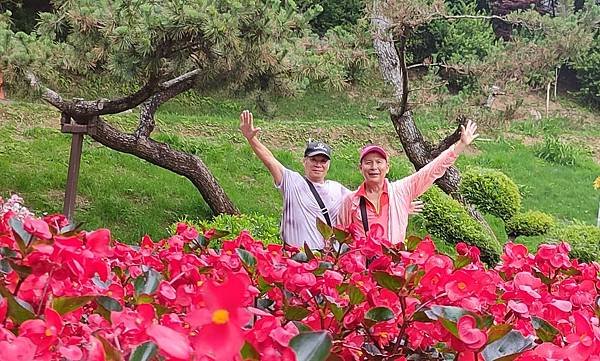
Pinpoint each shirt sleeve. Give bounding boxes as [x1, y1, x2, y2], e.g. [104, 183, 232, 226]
[398, 147, 459, 201]
[276, 167, 302, 191]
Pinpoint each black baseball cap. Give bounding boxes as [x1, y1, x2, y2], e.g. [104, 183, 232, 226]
[304, 141, 332, 159]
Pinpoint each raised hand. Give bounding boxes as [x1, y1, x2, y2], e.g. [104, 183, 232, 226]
[460, 119, 479, 146]
[239, 110, 261, 140]
[408, 200, 425, 215]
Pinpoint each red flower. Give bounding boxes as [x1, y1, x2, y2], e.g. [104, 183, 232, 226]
[85, 229, 113, 257]
[564, 311, 599, 360]
[23, 217, 52, 240]
[0, 336, 36, 361]
[187, 272, 251, 360]
[457, 315, 487, 350]
[147, 324, 192, 360]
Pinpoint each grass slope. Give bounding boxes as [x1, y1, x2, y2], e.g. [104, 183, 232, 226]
[0, 90, 598, 247]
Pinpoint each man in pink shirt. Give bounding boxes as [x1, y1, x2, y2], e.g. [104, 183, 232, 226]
[337, 120, 479, 244]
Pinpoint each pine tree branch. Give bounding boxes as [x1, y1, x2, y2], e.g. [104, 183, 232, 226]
[27, 72, 161, 116]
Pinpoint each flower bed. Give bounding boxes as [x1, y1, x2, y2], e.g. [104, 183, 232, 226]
[0, 208, 599, 360]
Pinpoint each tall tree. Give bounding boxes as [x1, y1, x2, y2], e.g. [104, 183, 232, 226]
[0, 0, 347, 215]
[370, 0, 599, 235]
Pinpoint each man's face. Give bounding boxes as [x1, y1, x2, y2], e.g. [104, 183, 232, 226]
[303, 155, 330, 182]
[360, 152, 389, 184]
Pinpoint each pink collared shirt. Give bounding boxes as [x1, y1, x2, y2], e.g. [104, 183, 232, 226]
[347, 181, 390, 240]
[338, 147, 458, 243]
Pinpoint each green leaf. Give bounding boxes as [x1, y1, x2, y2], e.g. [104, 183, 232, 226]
[333, 228, 350, 244]
[411, 310, 434, 322]
[136, 294, 154, 304]
[96, 296, 123, 312]
[129, 342, 158, 361]
[292, 321, 313, 333]
[8, 217, 30, 254]
[316, 218, 333, 240]
[285, 306, 311, 321]
[534, 271, 553, 285]
[0, 284, 35, 324]
[329, 303, 344, 322]
[289, 331, 332, 361]
[236, 248, 257, 267]
[365, 306, 394, 322]
[453, 255, 471, 269]
[209, 229, 229, 240]
[406, 235, 422, 251]
[531, 316, 559, 342]
[52, 296, 94, 315]
[424, 305, 472, 322]
[0, 247, 18, 258]
[304, 243, 316, 261]
[481, 331, 534, 361]
[346, 285, 365, 305]
[134, 269, 161, 296]
[240, 341, 260, 361]
[439, 317, 459, 338]
[372, 271, 404, 292]
[487, 324, 513, 344]
[313, 262, 333, 276]
[97, 334, 123, 361]
[0, 259, 11, 274]
[7, 261, 31, 279]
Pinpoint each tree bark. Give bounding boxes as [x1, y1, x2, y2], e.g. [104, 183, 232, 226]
[91, 117, 238, 215]
[28, 71, 239, 215]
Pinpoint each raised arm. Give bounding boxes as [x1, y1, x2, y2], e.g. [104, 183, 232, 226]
[403, 120, 479, 200]
[239, 110, 284, 185]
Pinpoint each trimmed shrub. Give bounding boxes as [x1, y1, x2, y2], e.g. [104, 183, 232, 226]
[460, 168, 522, 221]
[421, 187, 502, 265]
[548, 224, 600, 263]
[172, 213, 281, 248]
[506, 211, 555, 238]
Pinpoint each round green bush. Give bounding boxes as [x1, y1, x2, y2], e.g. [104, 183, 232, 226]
[506, 211, 555, 238]
[421, 187, 502, 265]
[460, 168, 522, 221]
[547, 224, 600, 263]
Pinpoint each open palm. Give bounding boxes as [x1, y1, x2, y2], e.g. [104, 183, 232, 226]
[460, 119, 479, 146]
[239, 110, 261, 140]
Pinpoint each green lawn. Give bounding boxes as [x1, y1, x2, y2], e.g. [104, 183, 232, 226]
[0, 90, 598, 248]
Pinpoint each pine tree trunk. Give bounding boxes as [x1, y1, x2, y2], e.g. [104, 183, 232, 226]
[91, 117, 239, 215]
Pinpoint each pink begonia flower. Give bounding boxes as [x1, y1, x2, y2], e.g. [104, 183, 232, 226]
[187, 272, 251, 360]
[457, 315, 487, 350]
[147, 324, 192, 360]
[85, 229, 113, 257]
[0, 336, 36, 361]
[23, 216, 52, 240]
[564, 311, 599, 361]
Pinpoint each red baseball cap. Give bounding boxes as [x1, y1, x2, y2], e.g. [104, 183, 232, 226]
[360, 144, 388, 162]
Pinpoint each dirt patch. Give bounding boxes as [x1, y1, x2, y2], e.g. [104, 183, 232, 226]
[45, 189, 91, 210]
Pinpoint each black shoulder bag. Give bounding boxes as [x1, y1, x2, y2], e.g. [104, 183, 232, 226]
[359, 196, 369, 233]
[303, 177, 332, 227]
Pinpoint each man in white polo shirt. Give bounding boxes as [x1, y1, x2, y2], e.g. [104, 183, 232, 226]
[240, 110, 348, 249]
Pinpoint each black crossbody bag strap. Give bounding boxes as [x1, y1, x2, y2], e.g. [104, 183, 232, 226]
[303, 177, 332, 227]
[359, 196, 369, 233]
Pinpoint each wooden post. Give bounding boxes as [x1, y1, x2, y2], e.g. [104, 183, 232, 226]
[63, 133, 84, 222]
[60, 113, 96, 222]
